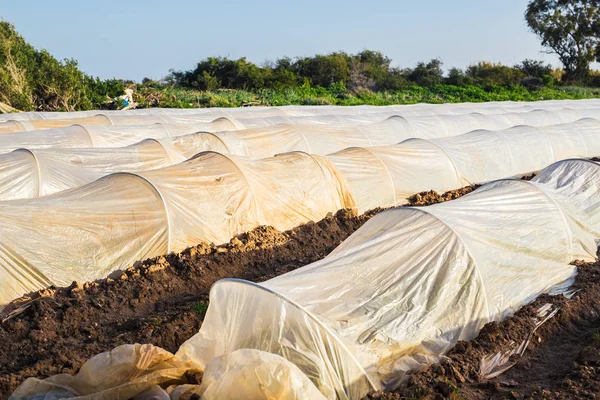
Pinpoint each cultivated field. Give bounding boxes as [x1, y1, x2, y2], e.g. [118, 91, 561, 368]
[1, 102, 600, 399]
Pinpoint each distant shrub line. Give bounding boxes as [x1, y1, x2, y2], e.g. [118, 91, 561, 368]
[4, 18, 600, 112]
[122, 51, 600, 108]
[162, 52, 566, 93]
[132, 82, 600, 109]
[0, 21, 124, 112]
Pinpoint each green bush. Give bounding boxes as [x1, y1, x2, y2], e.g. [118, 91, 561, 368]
[168, 51, 573, 98]
[0, 21, 124, 111]
[132, 81, 600, 109]
[404, 59, 445, 86]
[6, 20, 600, 112]
[466, 62, 526, 87]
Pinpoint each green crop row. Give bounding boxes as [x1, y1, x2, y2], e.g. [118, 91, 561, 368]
[132, 83, 600, 109]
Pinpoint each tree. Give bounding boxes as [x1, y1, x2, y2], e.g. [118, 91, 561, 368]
[0, 21, 124, 111]
[446, 67, 471, 86]
[404, 59, 444, 86]
[525, 0, 600, 82]
[295, 52, 351, 87]
[515, 59, 553, 78]
[466, 62, 525, 86]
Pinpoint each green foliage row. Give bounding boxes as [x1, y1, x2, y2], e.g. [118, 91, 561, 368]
[5, 13, 600, 113]
[164, 51, 562, 93]
[0, 21, 124, 111]
[133, 82, 600, 109]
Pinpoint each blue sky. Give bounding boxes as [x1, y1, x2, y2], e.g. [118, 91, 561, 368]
[3, 0, 559, 81]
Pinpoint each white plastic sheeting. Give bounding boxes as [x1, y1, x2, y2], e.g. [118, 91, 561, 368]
[2, 108, 599, 158]
[0, 139, 186, 200]
[10, 159, 600, 400]
[1, 120, 600, 303]
[0, 115, 241, 134]
[195, 110, 600, 159]
[0, 113, 239, 133]
[0, 132, 232, 201]
[3, 117, 599, 203]
[4, 101, 600, 133]
[533, 158, 600, 230]
[329, 118, 600, 211]
[0, 114, 112, 133]
[4, 99, 600, 123]
[228, 107, 600, 130]
[0, 123, 215, 154]
[1, 111, 599, 203]
[0, 151, 354, 307]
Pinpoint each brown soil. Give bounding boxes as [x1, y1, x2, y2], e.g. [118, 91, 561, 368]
[406, 185, 480, 206]
[0, 184, 480, 399]
[1, 178, 596, 400]
[0, 208, 382, 399]
[367, 258, 600, 400]
[520, 173, 536, 181]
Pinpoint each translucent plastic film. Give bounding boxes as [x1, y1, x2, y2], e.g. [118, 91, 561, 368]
[0, 174, 170, 305]
[3, 99, 600, 123]
[11, 161, 600, 400]
[328, 118, 600, 211]
[1, 107, 598, 157]
[0, 123, 216, 153]
[0, 152, 354, 307]
[186, 159, 600, 399]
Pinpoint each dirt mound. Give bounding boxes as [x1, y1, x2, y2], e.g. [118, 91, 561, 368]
[2, 179, 591, 399]
[367, 259, 600, 399]
[1, 183, 473, 398]
[521, 172, 536, 181]
[407, 185, 480, 206]
[0, 208, 381, 398]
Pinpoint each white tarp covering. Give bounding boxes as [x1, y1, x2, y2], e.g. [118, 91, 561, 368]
[0, 114, 113, 133]
[0, 114, 242, 134]
[1, 108, 599, 157]
[3, 102, 600, 133]
[4, 98, 600, 123]
[0, 151, 354, 307]
[10, 159, 600, 400]
[188, 107, 592, 129]
[0, 140, 176, 200]
[329, 118, 600, 211]
[2, 118, 599, 202]
[0, 123, 215, 154]
[0, 132, 231, 201]
[197, 110, 600, 159]
[0, 119, 599, 303]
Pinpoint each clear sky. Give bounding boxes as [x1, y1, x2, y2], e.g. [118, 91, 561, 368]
[2, 0, 560, 81]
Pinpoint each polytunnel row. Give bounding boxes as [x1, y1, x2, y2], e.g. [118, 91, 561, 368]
[1, 117, 599, 204]
[175, 105, 600, 130]
[1, 118, 600, 307]
[328, 118, 600, 211]
[3, 98, 600, 123]
[0, 123, 185, 151]
[10, 158, 600, 400]
[1, 107, 600, 159]
[207, 108, 600, 159]
[0, 132, 235, 200]
[0, 114, 241, 135]
[0, 151, 355, 306]
[3, 101, 600, 133]
[0, 139, 179, 199]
